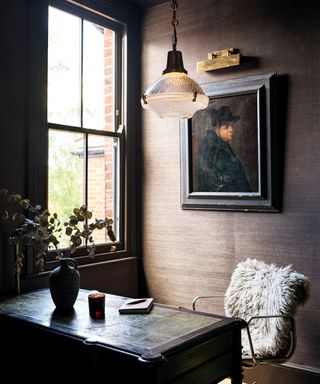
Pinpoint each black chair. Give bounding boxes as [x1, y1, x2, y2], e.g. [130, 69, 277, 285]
[192, 258, 310, 383]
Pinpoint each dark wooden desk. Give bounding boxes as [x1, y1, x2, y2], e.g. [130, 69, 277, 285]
[0, 289, 246, 383]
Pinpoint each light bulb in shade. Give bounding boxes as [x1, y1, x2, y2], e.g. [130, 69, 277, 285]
[141, 71, 209, 119]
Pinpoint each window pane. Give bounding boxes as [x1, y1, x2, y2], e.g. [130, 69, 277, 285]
[48, 7, 81, 126]
[87, 135, 119, 243]
[83, 21, 114, 131]
[48, 130, 84, 247]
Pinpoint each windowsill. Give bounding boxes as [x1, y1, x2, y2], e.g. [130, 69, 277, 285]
[22, 255, 139, 280]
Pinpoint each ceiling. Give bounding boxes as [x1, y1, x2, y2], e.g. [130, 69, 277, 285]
[129, 0, 169, 9]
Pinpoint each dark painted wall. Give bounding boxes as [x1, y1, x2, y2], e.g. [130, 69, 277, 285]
[141, 0, 320, 381]
[0, 0, 29, 295]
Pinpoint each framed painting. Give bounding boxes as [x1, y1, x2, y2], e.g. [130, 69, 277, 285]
[180, 72, 279, 212]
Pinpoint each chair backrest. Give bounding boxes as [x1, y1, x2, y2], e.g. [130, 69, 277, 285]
[224, 258, 310, 361]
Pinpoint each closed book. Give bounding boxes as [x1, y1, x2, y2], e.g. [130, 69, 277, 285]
[118, 298, 154, 314]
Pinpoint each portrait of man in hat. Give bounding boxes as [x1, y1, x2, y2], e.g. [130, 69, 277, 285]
[195, 105, 252, 193]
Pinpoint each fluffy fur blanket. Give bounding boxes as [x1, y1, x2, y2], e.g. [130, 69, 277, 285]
[224, 258, 310, 359]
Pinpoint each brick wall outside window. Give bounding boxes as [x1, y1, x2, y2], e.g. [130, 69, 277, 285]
[87, 29, 115, 244]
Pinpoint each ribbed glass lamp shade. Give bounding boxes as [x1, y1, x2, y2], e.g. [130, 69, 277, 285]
[141, 72, 209, 119]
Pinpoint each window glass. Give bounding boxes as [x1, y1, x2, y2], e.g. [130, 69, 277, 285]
[83, 21, 114, 131]
[87, 135, 119, 243]
[48, 130, 84, 247]
[48, 7, 81, 126]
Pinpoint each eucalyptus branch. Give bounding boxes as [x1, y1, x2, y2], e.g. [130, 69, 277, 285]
[0, 188, 116, 272]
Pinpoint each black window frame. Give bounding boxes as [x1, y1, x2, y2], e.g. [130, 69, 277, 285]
[24, 0, 140, 276]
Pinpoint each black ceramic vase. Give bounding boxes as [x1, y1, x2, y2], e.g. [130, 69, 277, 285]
[49, 257, 80, 312]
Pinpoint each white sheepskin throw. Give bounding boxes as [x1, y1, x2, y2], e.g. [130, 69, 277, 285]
[224, 258, 310, 359]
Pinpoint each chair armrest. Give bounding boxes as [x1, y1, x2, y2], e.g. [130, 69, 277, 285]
[247, 314, 295, 325]
[192, 295, 224, 310]
[244, 314, 296, 367]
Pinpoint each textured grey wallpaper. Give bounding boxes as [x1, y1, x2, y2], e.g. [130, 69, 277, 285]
[141, 0, 320, 376]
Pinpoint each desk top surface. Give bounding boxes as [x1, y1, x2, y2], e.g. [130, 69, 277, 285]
[0, 289, 244, 360]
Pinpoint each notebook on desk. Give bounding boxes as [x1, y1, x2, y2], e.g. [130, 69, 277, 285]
[118, 298, 154, 314]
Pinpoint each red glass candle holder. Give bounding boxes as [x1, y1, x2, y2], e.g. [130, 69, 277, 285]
[88, 292, 105, 319]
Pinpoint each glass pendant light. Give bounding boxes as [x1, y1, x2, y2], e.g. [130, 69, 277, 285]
[141, 0, 209, 119]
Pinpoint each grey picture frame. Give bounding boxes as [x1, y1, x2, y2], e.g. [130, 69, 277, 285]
[180, 72, 279, 212]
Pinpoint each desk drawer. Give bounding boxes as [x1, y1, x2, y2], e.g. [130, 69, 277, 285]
[158, 330, 233, 383]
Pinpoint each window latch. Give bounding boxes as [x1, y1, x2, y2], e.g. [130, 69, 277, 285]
[117, 124, 125, 133]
